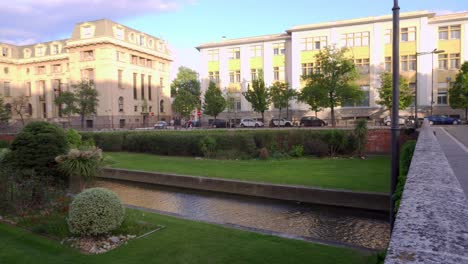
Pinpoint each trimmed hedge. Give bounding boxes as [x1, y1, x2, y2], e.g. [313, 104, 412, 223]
[81, 129, 358, 158]
[394, 139, 417, 213]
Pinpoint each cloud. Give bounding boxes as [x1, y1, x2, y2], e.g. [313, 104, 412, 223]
[0, 0, 196, 45]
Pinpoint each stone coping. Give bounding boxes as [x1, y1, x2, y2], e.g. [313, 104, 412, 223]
[385, 121, 468, 263]
[99, 168, 389, 212]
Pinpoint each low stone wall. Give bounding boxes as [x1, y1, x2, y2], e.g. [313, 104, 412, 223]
[385, 121, 468, 263]
[100, 168, 389, 212]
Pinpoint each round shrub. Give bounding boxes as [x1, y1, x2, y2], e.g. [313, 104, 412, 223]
[258, 147, 270, 160]
[68, 188, 125, 236]
[5, 122, 68, 179]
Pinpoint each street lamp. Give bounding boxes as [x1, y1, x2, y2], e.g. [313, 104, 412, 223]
[415, 49, 445, 124]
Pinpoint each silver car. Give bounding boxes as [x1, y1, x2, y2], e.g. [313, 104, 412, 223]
[154, 121, 167, 129]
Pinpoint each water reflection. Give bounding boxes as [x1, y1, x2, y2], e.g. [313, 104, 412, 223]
[94, 179, 389, 250]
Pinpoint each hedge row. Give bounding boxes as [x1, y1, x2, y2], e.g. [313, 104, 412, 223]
[81, 129, 360, 158]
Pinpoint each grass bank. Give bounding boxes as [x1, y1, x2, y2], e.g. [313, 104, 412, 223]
[106, 152, 390, 193]
[0, 209, 377, 264]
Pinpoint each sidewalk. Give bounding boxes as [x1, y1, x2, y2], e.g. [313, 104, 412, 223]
[434, 126, 468, 198]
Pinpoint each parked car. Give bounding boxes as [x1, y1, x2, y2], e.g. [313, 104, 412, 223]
[269, 118, 293, 127]
[211, 119, 228, 128]
[427, 115, 461, 125]
[240, 118, 264, 128]
[300, 116, 327, 127]
[383, 116, 407, 126]
[154, 121, 167, 129]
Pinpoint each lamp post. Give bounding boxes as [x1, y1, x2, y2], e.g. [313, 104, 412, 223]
[415, 49, 444, 122]
[390, 0, 400, 230]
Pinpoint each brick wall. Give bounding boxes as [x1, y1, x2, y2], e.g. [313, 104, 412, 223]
[0, 134, 15, 143]
[366, 129, 417, 154]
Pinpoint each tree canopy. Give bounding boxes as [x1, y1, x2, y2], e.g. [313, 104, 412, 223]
[270, 82, 296, 122]
[449, 61, 468, 121]
[173, 89, 199, 119]
[171, 66, 201, 99]
[203, 82, 226, 121]
[376, 72, 413, 112]
[302, 47, 363, 127]
[242, 77, 270, 121]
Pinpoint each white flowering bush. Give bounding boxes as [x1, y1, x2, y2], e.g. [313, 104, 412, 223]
[68, 188, 125, 236]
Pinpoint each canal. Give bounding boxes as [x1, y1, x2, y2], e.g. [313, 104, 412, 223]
[95, 179, 390, 250]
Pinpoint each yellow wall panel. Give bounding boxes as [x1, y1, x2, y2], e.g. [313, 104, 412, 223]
[273, 55, 285, 67]
[438, 40, 461, 54]
[400, 42, 416, 55]
[384, 45, 392, 57]
[436, 70, 458, 83]
[228, 59, 241, 71]
[300, 51, 318, 63]
[249, 57, 263, 69]
[208, 61, 219, 72]
[227, 83, 241, 93]
[346, 47, 370, 59]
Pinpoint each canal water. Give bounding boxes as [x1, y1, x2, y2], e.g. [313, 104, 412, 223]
[94, 179, 390, 250]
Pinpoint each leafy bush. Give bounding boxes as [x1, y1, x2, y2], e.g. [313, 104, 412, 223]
[66, 129, 82, 148]
[0, 140, 9, 148]
[56, 147, 104, 192]
[4, 122, 68, 180]
[199, 136, 217, 158]
[68, 188, 125, 236]
[354, 119, 368, 157]
[258, 147, 270, 160]
[394, 140, 417, 213]
[0, 148, 10, 164]
[289, 145, 304, 157]
[81, 131, 125, 152]
[0, 167, 63, 215]
[323, 130, 347, 156]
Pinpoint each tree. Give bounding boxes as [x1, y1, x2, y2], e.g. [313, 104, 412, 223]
[299, 80, 328, 117]
[173, 89, 199, 119]
[270, 82, 296, 126]
[376, 72, 413, 113]
[0, 96, 11, 126]
[302, 47, 363, 127]
[171, 66, 201, 99]
[54, 80, 99, 129]
[203, 82, 226, 121]
[449, 61, 468, 122]
[11, 95, 30, 126]
[242, 77, 270, 122]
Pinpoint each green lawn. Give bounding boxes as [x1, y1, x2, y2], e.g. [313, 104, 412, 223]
[106, 152, 390, 193]
[0, 209, 377, 264]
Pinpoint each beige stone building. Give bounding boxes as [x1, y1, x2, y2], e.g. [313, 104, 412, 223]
[0, 19, 172, 129]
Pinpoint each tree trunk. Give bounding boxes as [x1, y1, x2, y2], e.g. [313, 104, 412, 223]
[81, 114, 85, 129]
[19, 114, 25, 126]
[278, 108, 282, 127]
[315, 110, 318, 118]
[261, 111, 265, 124]
[329, 93, 336, 128]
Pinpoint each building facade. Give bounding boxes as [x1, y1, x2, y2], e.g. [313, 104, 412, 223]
[0, 19, 172, 129]
[197, 11, 468, 122]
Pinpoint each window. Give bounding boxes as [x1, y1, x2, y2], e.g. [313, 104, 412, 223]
[229, 70, 241, 83]
[438, 54, 448, 70]
[400, 55, 416, 71]
[450, 53, 460, 69]
[384, 29, 392, 44]
[141, 74, 145, 100]
[118, 70, 123, 88]
[385, 57, 392, 71]
[36, 66, 46, 74]
[82, 26, 93, 38]
[228, 48, 240, 59]
[236, 100, 241, 111]
[81, 68, 94, 81]
[52, 64, 62, 73]
[1, 47, 8, 57]
[437, 82, 448, 105]
[273, 43, 285, 55]
[119, 119, 126, 128]
[36, 46, 44, 56]
[148, 75, 152, 101]
[341, 32, 370, 47]
[208, 49, 219, 61]
[5, 103, 11, 114]
[160, 100, 164, 113]
[208, 71, 220, 83]
[27, 104, 33, 116]
[250, 45, 263, 57]
[139, 57, 146, 66]
[118, 97, 124, 112]
[52, 79, 61, 97]
[147, 59, 152, 68]
[359, 86, 370, 107]
[439, 25, 461, 40]
[159, 62, 165, 71]
[37, 80, 46, 99]
[26, 82, 31, 96]
[134, 105, 138, 112]
[251, 69, 262, 80]
[81, 50, 94, 61]
[139, 35, 145, 46]
[131, 55, 138, 64]
[401, 27, 416, 42]
[355, 58, 370, 74]
[52, 44, 59, 55]
[115, 28, 124, 40]
[301, 36, 327, 51]
[301, 63, 314, 76]
[273, 66, 285, 81]
[133, 73, 137, 99]
[3, 82, 11, 97]
[3, 67, 8, 74]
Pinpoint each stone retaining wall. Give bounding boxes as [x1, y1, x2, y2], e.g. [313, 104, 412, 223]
[385, 121, 468, 263]
[100, 168, 389, 212]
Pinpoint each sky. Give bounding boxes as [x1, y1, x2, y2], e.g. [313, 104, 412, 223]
[1, 0, 467, 80]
